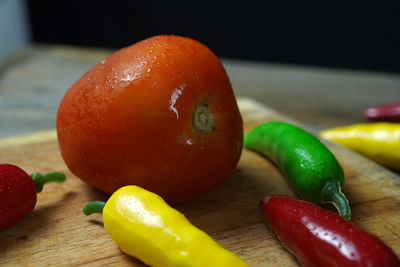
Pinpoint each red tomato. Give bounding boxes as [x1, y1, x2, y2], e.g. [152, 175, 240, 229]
[57, 35, 243, 203]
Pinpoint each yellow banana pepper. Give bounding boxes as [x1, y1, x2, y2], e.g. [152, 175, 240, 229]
[320, 122, 400, 171]
[83, 185, 250, 267]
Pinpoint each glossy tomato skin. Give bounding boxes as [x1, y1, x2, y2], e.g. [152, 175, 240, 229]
[57, 35, 243, 203]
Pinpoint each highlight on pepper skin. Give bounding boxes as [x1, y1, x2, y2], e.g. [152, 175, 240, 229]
[363, 101, 400, 122]
[260, 195, 400, 267]
[320, 122, 400, 172]
[83, 185, 250, 267]
[244, 121, 351, 220]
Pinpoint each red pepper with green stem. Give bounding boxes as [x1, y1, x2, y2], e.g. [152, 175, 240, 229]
[0, 163, 66, 230]
[261, 195, 400, 267]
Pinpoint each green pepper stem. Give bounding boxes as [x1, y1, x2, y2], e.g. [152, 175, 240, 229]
[83, 201, 105, 216]
[30, 172, 66, 193]
[321, 180, 351, 220]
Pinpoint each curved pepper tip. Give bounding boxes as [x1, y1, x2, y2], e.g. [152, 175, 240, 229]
[321, 180, 351, 220]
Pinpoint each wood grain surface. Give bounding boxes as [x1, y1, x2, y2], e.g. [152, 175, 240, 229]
[1, 98, 400, 266]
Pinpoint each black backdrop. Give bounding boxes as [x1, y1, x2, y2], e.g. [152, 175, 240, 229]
[27, 1, 400, 73]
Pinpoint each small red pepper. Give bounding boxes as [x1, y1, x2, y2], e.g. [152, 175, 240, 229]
[260, 195, 400, 267]
[0, 163, 66, 230]
[363, 102, 400, 122]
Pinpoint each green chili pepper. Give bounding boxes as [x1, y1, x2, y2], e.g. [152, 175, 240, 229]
[244, 121, 351, 220]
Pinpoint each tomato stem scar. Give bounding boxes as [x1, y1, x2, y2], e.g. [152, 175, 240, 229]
[193, 103, 216, 132]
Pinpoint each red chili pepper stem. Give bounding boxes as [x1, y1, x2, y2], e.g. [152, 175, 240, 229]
[30, 172, 66, 193]
[321, 180, 351, 220]
[83, 201, 105, 216]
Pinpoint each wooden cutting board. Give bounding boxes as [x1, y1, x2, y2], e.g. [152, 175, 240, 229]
[1, 98, 400, 266]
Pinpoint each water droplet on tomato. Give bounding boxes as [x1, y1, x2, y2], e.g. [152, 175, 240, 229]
[169, 85, 185, 119]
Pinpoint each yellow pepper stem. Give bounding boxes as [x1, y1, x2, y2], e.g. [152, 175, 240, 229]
[30, 172, 66, 193]
[83, 201, 105, 215]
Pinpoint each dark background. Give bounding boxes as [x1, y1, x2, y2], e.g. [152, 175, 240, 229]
[27, 1, 400, 73]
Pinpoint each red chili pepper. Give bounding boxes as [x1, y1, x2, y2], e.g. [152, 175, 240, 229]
[363, 102, 400, 122]
[260, 195, 400, 267]
[0, 163, 66, 230]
